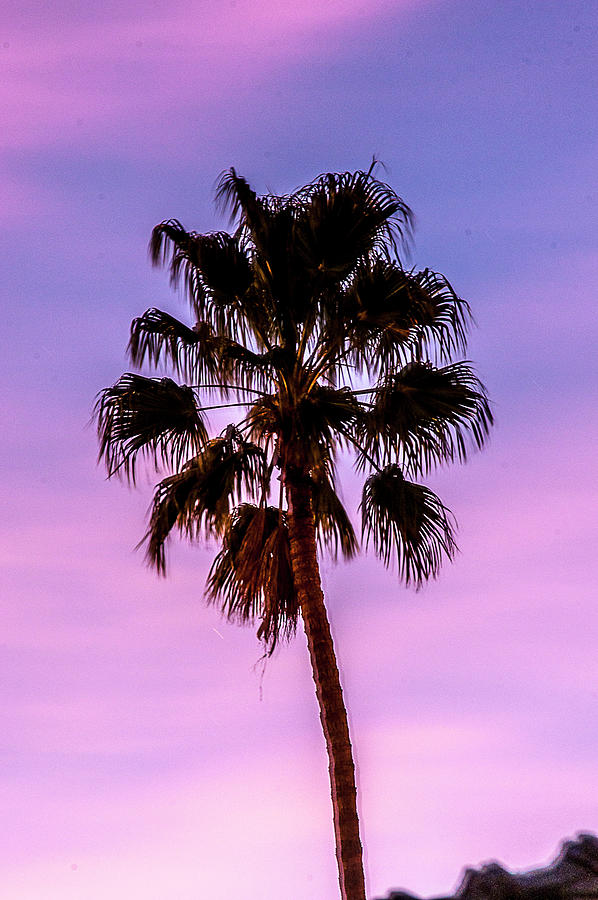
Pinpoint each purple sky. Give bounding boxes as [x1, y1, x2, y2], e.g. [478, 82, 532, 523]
[2, 1, 597, 897]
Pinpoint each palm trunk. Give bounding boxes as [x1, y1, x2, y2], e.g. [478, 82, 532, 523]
[285, 472, 366, 900]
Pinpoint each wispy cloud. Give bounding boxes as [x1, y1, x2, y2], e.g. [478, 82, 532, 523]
[2, 0, 419, 158]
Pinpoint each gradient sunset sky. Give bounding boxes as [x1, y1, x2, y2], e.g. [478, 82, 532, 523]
[2, 1, 598, 898]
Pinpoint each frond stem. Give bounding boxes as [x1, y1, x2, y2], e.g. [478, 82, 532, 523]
[192, 383, 268, 396]
[304, 338, 357, 393]
[337, 425, 381, 473]
[199, 400, 253, 411]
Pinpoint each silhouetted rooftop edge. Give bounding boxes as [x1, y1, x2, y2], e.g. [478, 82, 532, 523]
[377, 833, 598, 900]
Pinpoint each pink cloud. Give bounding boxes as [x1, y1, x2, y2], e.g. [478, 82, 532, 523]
[3, 0, 420, 159]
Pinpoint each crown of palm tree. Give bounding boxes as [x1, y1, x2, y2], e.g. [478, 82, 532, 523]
[95, 165, 492, 654]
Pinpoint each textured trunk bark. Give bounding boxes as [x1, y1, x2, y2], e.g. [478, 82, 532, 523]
[285, 472, 366, 900]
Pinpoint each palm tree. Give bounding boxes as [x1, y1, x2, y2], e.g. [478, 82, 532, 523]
[95, 165, 492, 900]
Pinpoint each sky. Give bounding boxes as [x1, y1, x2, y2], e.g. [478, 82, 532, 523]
[2, 0, 597, 898]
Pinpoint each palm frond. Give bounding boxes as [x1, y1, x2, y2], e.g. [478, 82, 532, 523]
[361, 464, 457, 586]
[149, 218, 190, 269]
[95, 374, 208, 482]
[295, 386, 362, 466]
[142, 426, 269, 572]
[206, 503, 298, 653]
[217, 170, 310, 335]
[188, 231, 253, 309]
[244, 392, 282, 442]
[246, 386, 362, 471]
[128, 309, 275, 391]
[254, 204, 311, 332]
[333, 262, 472, 376]
[150, 220, 254, 331]
[128, 308, 221, 380]
[311, 465, 358, 560]
[142, 462, 204, 574]
[294, 168, 413, 285]
[360, 361, 493, 475]
[408, 269, 472, 363]
[219, 342, 290, 392]
[335, 259, 421, 373]
[215, 168, 268, 229]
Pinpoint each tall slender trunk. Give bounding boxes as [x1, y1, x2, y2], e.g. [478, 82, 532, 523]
[285, 472, 366, 900]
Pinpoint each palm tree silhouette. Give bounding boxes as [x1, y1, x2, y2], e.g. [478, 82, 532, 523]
[95, 165, 492, 900]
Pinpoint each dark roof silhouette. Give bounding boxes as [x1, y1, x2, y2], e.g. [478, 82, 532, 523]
[378, 833, 598, 900]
